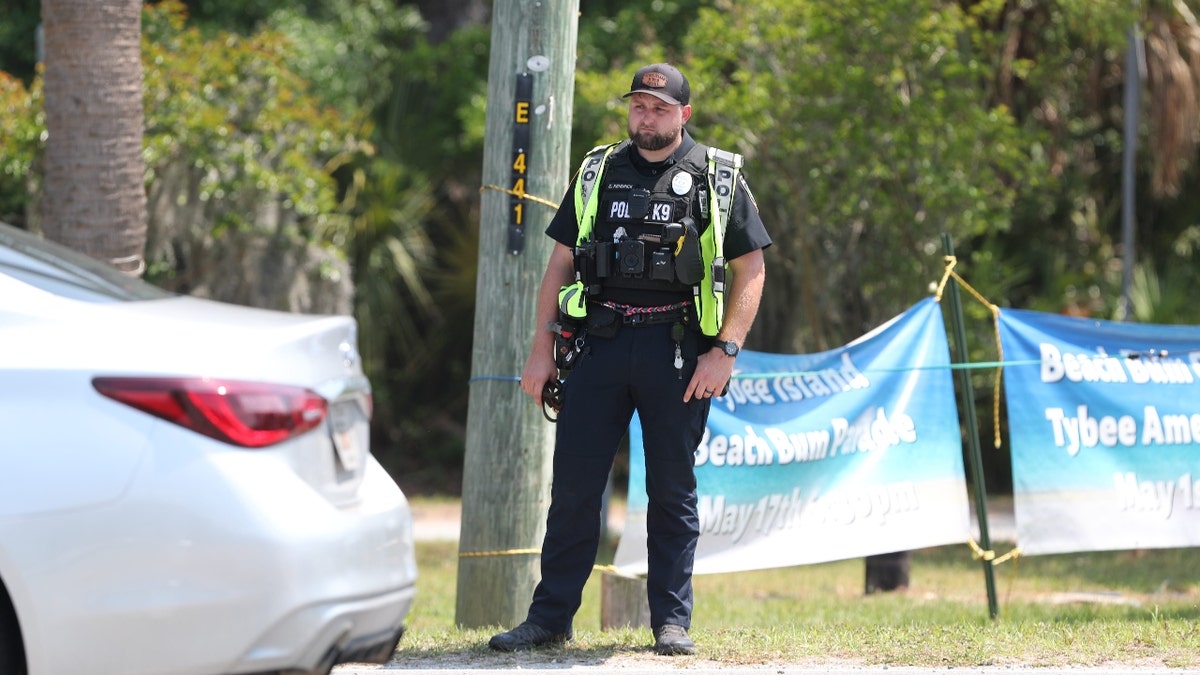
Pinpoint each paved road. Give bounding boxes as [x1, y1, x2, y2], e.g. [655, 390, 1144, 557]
[337, 665, 1197, 674]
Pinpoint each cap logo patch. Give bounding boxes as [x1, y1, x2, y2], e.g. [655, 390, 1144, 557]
[642, 72, 668, 88]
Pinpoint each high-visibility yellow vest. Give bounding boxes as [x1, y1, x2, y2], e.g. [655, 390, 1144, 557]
[571, 141, 742, 337]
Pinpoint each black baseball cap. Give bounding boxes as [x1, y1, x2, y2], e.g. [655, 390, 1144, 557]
[622, 63, 690, 106]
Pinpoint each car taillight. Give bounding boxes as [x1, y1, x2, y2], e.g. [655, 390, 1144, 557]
[92, 377, 328, 448]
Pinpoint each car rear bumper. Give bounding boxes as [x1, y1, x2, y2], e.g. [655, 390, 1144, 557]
[234, 582, 415, 674]
[6, 449, 418, 675]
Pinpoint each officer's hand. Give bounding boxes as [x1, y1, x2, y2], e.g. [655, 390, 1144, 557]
[520, 350, 558, 407]
[685, 347, 735, 402]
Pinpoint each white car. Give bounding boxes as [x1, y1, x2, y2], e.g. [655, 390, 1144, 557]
[0, 222, 417, 675]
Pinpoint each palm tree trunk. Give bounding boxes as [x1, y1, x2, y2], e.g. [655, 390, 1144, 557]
[41, 0, 147, 274]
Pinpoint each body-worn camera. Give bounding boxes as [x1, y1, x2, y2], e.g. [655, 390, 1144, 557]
[618, 239, 645, 276]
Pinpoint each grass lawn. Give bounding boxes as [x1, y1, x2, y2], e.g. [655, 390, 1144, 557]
[391, 499, 1200, 670]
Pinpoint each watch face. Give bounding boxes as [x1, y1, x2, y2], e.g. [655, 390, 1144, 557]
[722, 341, 739, 356]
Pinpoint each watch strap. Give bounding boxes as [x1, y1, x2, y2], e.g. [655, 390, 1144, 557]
[714, 339, 740, 356]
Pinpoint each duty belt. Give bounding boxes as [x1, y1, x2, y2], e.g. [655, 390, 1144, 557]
[597, 300, 692, 326]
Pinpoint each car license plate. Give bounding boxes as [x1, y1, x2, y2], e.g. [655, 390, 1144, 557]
[328, 400, 365, 473]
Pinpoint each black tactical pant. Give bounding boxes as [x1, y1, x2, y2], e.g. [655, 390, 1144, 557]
[526, 319, 711, 633]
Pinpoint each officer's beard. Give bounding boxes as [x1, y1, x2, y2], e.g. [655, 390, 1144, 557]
[628, 123, 681, 152]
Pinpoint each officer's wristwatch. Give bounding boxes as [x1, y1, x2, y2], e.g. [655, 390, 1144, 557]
[714, 339, 740, 357]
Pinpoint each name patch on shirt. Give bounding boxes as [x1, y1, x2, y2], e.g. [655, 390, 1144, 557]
[605, 197, 675, 224]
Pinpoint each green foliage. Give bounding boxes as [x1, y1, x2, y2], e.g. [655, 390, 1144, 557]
[342, 156, 446, 479]
[0, 2, 41, 83]
[141, 1, 366, 248]
[375, 23, 491, 169]
[360, 23, 493, 484]
[264, 0, 427, 117]
[0, 70, 39, 221]
[177, 0, 279, 35]
[965, 0, 1133, 319]
[682, 0, 1048, 351]
[964, 0, 1200, 325]
[577, 0, 707, 71]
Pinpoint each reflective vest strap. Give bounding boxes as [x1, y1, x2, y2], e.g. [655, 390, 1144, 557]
[697, 147, 744, 336]
[706, 147, 742, 240]
[574, 142, 622, 245]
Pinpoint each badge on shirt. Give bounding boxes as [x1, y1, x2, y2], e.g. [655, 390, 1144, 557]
[671, 171, 693, 196]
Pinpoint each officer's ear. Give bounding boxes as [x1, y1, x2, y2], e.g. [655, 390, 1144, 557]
[680, 104, 692, 124]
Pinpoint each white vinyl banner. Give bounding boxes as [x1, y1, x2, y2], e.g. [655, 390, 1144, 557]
[999, 308, 1200, 555]
[614, 299, 972, 575]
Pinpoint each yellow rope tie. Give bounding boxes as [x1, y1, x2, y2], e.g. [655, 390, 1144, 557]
[458, 552, 625, 575]
[932, 255, 957, 302]
[969, 538, 1024, 606]
[967, 538, 1023, 566]
[480, 184, 561, 210]
[459, 548, 542, 558]
[967, 538, 994, 561]
[936, 255, 1006, 450]
[991, 546, 1023, 566]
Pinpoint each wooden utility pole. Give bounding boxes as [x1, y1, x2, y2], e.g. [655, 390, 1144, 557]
[456, 0, 579, 628]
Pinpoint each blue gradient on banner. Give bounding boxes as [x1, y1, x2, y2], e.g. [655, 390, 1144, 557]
[1001, 309, 1200, 491]
[999, 308, 1200, 554]
[627, 298, 963, 511]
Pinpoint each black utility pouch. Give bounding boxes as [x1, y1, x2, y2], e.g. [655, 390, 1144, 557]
[552, 319, 586, 370]
[675, 219, 704, 285]
[574, 244, 598, 291]
[585, 303, 620, 339]
[594, 242, 612, 279]
[650, 249, 675, 281]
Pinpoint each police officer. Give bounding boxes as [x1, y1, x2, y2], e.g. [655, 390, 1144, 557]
[490, 63, 771, 656]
